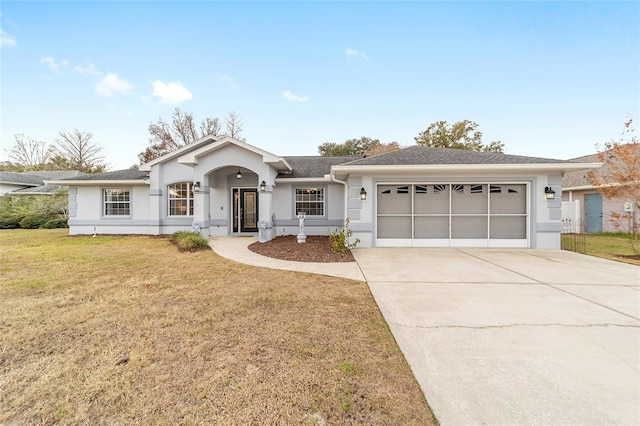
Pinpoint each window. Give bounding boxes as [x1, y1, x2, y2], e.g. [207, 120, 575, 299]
[295, 187, 324, 216]
[103, 188, 130, 216]
[168, 182, 194, 216]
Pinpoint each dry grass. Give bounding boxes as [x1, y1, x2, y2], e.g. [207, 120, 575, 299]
[0, 229, 436, 425]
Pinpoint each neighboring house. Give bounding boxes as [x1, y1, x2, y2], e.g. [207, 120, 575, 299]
[562, 145, 639, 234]
[46, 136, 599, 249]
[0, 171, 85, 196]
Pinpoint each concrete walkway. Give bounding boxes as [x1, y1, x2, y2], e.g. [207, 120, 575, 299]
[208, 236, 366, 282]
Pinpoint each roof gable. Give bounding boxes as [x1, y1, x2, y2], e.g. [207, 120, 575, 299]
[178, 136, 292, 171]
[138, 134, 220, 171]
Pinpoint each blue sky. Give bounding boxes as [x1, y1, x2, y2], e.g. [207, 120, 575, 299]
[1, 1, 638, 170]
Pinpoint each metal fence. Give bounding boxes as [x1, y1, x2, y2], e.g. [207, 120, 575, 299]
[561, 218, 586, 254]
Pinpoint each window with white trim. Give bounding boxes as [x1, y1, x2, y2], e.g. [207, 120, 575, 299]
[168, 182, 194, 216]
[103, 188, 130, 216]
[295, 187, 324, 216]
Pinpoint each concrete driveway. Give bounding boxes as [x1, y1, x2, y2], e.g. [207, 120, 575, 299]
[352, 248, 640, 425]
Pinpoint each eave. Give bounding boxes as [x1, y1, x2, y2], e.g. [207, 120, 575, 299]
[44, 180, 149, 186]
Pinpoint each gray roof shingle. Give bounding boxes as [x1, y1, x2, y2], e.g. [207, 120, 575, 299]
[280, 156, 362, 178]
[339, 146, 575, 166]
[0, 171, 84, 185]
[56, 169, 149, 181]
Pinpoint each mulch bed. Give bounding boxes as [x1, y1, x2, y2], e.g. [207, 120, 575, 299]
[248, 235, 355, 263]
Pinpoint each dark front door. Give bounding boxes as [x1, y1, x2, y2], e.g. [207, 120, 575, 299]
[585, 193, 603, 233]
[233, 188, 259, 233]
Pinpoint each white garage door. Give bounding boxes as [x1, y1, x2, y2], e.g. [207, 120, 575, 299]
[376, 183, 528, 247]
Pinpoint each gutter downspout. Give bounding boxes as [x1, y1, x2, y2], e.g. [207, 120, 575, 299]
[330, 170, 348, 223]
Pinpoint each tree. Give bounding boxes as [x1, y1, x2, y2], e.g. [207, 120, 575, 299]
[54, 129, 106, 173]
[5, 134, 54, 171]
[224, 110, 244, 140]
[318, 137, 402, 157]
[319, 137, 379, 156]
[587, 119, 640, 235]
[138, 108, 243, 163]
[364, 141, 402, 156]
[415, 120, 504, 152]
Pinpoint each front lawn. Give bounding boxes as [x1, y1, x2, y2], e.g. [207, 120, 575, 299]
[562, 232, 640, 265]
[0, 229, 436, 425]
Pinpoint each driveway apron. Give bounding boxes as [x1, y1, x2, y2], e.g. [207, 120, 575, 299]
[353, 248, 640, 425]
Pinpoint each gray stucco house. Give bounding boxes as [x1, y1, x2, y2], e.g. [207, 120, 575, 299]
[46, 135, 599, 249]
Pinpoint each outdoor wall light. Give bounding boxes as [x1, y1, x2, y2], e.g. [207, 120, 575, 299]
[360, 187, 367, 201]
[259, 181, 266, 191]
[193, 181, 201, 192]
[236, 169, 242, 179]
[544, 186, 556, 199]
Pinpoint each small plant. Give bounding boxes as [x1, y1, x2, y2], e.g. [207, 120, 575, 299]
[169, 231, 209, 252]
[329, 218, 360, 254]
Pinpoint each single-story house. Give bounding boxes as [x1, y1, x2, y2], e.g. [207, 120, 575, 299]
[562, 144, 639, 233]
[46, 136, 600, 249]
[0, 170, 85, 196]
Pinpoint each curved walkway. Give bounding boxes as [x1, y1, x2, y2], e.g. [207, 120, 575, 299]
[208, 236, 366, 282]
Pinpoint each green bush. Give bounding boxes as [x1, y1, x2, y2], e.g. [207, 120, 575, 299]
[19, 215, 49, 229]
[169, 231, 209, 252]
[328, 218, 360, 254]
[41, 217, 69, 229]
[0, 215, 22, 229]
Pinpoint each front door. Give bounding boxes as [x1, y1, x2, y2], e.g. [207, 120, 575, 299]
[232, 188, 259, 233]
[585, 193, 603, 233]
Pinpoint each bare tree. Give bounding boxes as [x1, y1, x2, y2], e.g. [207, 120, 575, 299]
[200, 117, 221, 138]
[55, 129, 106, 173]
[6, 134, 54, 170]
[224, 110, 244, 140]
[139, 108, 244, 163]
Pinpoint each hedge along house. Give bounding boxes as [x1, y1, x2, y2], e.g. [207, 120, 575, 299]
[46, 135, 600, 249]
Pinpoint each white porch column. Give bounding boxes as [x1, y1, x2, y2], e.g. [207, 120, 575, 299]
[258, 185, 274, 241]
[193, 182, 210, 236]
[148, 167, 162, 235]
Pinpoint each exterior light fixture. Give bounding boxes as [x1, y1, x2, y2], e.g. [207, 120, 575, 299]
[236, 169, 242, 179]
[259, 181, 266, 191]
[544, 186, 556, 199]
[360, 187, 367, 201]
[193, 181, 201, 192]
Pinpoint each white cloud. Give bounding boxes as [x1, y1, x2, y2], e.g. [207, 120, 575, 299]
[346, 47, 369, 60]
[282, 89, 310, 103]
[96, 73, 133, 97]
[73, 64, 100, 76]
[40, 56, 68, 72]
[0, 30, 16, 48]
[151, 80, 193, 104]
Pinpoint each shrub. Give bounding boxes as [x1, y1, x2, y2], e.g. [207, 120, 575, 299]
[169, 231, 209, 252]
[41, 217, 69, 229]
[328, 218, 360, 254]
[0, 215, 22, 229]
[19, 215, 49, 229]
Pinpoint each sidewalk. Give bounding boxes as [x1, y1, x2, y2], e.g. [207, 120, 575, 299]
[208, 236, 366, 282]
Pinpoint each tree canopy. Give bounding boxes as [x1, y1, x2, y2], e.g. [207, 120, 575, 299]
[55, 129, 106, 173]
[587, 119, 640, 234]
[318, 137, 401, 157]
[2, 130, 106, 173]
[138, 108, 245, 163]
[414, 120, 504, 152]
